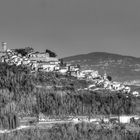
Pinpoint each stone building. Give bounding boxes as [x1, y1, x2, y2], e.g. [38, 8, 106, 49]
[28, 52, 59, 63]
[27, 52, 60, 72]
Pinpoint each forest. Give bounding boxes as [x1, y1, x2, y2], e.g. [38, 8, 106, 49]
[36, 89, 136, 119]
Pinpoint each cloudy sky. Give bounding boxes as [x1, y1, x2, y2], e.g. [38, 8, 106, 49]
[0, 0, 140, 57]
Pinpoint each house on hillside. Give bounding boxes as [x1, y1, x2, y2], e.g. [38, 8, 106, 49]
[27, 51, 60, 72]
[36, 62, 60, 72]
[58, 64, 80, 76]
[28, 52, 59, 62]
[77, 70, 100, 79]
[59, 66, 69, 74]
[67, 64, 80, 77]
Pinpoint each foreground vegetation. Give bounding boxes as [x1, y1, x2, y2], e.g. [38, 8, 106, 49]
[0, 122, 140, 140]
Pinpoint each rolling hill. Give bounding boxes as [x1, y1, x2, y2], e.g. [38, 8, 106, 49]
[63, 52, 140, 82]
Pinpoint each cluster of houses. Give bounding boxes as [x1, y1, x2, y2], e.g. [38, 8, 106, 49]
[93, 73, 131, 93]
[77, 70, 100, 80]
[77, 70, 140, 96]
[27, 51, 61, 72]
[85, 72, 130, 93]
[75, 70, 132, 94]
[83, 72, 140, 96]
[0, 49, 81, 76]
[1, 49, 33, 67]
[0, 43, 80, 76]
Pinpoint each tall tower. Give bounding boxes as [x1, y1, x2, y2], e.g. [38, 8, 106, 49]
[103, 72, 107, 80]
[1, 42, 7, 52]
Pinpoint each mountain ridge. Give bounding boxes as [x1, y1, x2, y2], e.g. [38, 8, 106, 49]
[63, 52, 140, 60]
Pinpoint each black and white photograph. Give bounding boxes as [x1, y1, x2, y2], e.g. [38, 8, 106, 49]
[0, 0, 140, 140]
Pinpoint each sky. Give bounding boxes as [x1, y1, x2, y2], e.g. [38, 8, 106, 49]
[0, 0, 140, 58]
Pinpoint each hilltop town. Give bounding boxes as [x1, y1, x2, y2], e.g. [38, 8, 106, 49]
[0, 43, 140, 139]
[0, 42, 139, 97]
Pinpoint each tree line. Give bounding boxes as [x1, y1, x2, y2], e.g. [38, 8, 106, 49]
[36, 89, 136, 120]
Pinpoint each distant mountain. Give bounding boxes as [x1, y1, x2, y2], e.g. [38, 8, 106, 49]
[63, 52, 140, 82]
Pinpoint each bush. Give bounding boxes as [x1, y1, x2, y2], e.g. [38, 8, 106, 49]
[0, 123, 140, 140]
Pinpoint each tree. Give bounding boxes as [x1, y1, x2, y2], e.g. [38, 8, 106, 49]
[45, 49, 57, 57]
[107, 75, 112, 81]
[59, 59, 66, 66]
[14, 47, 34, 56]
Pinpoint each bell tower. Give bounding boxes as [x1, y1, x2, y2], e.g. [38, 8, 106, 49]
[1, 42, 7, 52]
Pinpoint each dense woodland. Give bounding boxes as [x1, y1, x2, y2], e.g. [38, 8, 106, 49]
[37, 89, 136, 119]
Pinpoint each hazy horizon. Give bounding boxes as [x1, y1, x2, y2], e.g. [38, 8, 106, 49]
[1, 0, 140, 58]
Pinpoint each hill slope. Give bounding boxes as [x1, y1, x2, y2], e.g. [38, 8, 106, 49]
[63, 52, 140, 81]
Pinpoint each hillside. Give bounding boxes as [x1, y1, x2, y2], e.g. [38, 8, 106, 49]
[63, 52, 140, 82]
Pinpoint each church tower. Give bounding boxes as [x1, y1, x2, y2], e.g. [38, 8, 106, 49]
[1, 42, 7, 52]
[103, 72, 107, 80]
